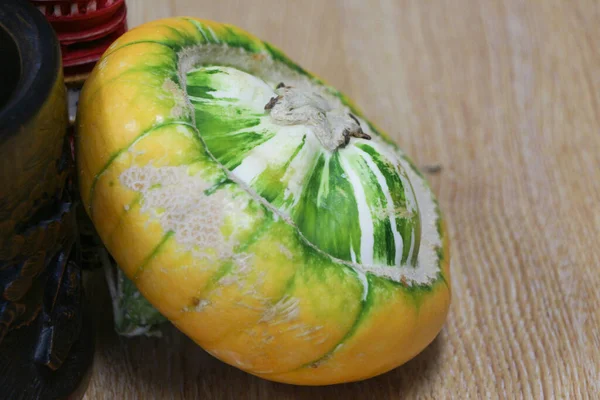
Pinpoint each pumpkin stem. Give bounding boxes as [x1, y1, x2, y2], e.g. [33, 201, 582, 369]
[265, 84, 370, 152]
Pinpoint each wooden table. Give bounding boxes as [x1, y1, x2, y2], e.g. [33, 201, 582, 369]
[83, 1, 600, 398]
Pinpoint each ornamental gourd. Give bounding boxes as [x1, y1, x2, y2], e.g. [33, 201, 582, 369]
[76, 17, 451, 385]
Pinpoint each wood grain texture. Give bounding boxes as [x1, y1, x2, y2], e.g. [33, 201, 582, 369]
[83, 0, 600, 398]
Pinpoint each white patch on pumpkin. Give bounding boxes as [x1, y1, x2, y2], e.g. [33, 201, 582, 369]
[280, 132, 323, 211]
[295, 325, 324, 339]
[119, 165, 252, 265]
[191, 299, 211, 312]
[338, 154, 375, 266]
[215, 252, 263, 299]
[189, 66, 275, 112]
[208, 349, 251, 369]
[231, 124, 306, 185]
[206, 27, 220, 43]
[278, 244, 294, 260]
[259, 295, 300, 324]
[162, 78, 190, 119]
[356, 270, 369, 301]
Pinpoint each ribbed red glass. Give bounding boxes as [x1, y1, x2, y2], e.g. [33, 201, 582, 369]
[30, 0, 128, 82]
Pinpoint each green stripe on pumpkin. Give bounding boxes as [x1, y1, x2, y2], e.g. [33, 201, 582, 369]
[133, 231, 174, 279]
[356, 143, 421, 266]
[293, 152, 362, 263]
[344, 150, 397, 266]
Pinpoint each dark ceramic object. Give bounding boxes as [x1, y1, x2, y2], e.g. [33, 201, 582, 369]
[0, 1, 93, 399]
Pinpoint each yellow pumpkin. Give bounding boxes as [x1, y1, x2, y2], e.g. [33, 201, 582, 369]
[77, 17, 451, 385]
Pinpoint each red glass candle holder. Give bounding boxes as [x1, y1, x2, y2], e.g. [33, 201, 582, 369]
[31, 0, 128, 85]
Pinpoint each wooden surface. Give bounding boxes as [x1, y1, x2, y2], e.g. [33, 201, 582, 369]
[83, 1, 600, 398]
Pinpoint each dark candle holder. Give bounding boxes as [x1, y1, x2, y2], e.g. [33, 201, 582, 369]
[0, 1, 94, 399]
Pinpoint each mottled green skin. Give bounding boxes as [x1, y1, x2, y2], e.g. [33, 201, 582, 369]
[187, 66, 423, 270]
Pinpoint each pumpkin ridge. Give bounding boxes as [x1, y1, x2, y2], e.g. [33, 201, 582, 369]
[273, 273, 373, 374]
[185, 215, 275, 306]
[204, 266, 300, 350]
[103, 40, 175, 60]
[76, 17, 451, 384]
[88, 120, 196, 214]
